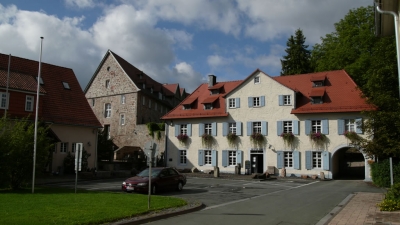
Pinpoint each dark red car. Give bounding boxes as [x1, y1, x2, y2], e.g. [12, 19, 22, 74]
[122, 167, 187, 194]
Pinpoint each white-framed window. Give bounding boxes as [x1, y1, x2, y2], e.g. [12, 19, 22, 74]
[91, 99, 95, 107]
[180, 124, 187, 135]
[229, 98, 236, 108]
[142, 96, 145, 106]
[149, 100, 152, 108]
[253, 97, 260, 107]
[283, 121, 293, 133]
[229, 123, 237, 134]
[204, 150, 212, 165]
[121, 95, 126, 104]
[252, 122, 261, 134]
[313, 152, 322, 169]
[345, 119, 356, 132]
[105, 103, 111, 118]
[71, 143, 76, 153]
[60, 142, 68, 153]
[254, 76, 260, 84]
[312, 120, 322, 133]
[25, 95, 34, 111]
[205, 123, 212, 135]
[120, 114, 125, 125]
[0, 92, 9, 109]
[180, 150, 187, 164]
[228, 151, 237, 166]
[283, 95, 291, 105]
[105, 80, 110, 89]
[284, 152, 293, 168]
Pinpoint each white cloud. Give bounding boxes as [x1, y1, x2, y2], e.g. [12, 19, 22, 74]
[173, 62, 204, 92]
[207, 55, 234, 69]
[65, 0, 96, 8]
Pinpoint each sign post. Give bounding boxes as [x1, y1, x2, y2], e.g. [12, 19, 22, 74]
[74, 143, 83, 193]
[144, 141, 157, 209]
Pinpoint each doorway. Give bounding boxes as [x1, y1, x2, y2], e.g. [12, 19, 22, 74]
[250, 149, 264, 174]
[332, 147, 365, 179]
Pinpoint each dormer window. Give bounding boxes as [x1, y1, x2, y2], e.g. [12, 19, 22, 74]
[311, 74, 326, 87]
[62, 82, 70, 89]
[254, 76, 260, 84]
[313, 81, 324, 87]
[211, 90, 219, 95]
[311, 96, 323, 104]
[183, 105, 191, 110]
[309, 88, 325, 104]
[204, 103, 213, 110]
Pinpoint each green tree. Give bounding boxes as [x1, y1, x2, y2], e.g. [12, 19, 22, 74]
[311, 6, 377, 87]
[280, 29, 312, 75]
[0, 118, 53, 190]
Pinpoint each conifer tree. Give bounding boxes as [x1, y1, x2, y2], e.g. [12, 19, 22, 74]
[280, 29, 312, 75]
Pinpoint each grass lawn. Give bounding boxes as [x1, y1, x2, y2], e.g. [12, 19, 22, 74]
[0, 187, 187, 225]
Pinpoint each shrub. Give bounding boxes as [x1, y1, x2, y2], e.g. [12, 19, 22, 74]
[370, 159, 400, 187]
[378, 183, 400, 211]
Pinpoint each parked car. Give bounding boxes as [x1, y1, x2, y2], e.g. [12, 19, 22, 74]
[122, 167, 187, 194]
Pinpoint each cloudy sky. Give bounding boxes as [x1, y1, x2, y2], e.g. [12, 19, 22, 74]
[0, 0, 371, 92]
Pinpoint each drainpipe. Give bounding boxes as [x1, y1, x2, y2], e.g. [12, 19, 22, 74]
[376, 4, 400, 186]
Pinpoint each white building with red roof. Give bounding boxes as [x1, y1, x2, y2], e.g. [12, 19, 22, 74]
[162, 69, 375, 180]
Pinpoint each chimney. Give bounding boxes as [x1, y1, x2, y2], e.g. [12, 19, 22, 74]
[208, 74, 216, 87]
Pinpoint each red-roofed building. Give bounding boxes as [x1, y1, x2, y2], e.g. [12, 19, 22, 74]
[0, 53, 101, 173]
[162, 70, 375, 181]
[85, 50, 188, 161]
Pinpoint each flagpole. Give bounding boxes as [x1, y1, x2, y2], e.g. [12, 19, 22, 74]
[5, 54, 11, 118]
[32, 37, 44, 194]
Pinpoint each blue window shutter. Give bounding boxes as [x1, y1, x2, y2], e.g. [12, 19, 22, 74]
[236, 98, 240, 108]
[212, 150, 217, 166]
[212, 122, 217, 136]
[305, 120, 311, 135]
[355, 118, 363, 134]
[198, 150, 204, 166]
[293, 151, 300, 170]
[322, 119, 329, 134]
[237, 150, 243, 165]
[247, 122, 252, 136]
[248, 97, 253, 108]
[236, 122, 242, 136]
[175, 125, 180, 137]
[199, 123, 204, 136]
[261, 96, 265, 107]
[337, 119, 344, 135]
[293, 120, 299, 135]
[305, 151, 312, 170]
[279, 95, 283, 106]
[277, 121, 283, 136]
[222, 150, 228, 167]
[261, 121, 268, 136]
[187, 124, 192, 136]
[277, 151, 283, 169]
[323, 151, 330, 170]
[223, 122, 228, 136]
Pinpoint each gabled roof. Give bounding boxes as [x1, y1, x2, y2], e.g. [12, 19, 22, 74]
[273, 70, 375, 113]
[0, 53, 101, 127]
[163, 83, 179, 96]
[162, 80, 242, 119]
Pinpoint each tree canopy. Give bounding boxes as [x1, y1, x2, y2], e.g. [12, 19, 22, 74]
[280, 29, 312, 75]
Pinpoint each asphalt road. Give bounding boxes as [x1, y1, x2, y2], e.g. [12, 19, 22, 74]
[48, 177, 386, 225]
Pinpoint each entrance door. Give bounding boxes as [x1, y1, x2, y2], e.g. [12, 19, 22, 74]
[250, 152, 264, 174]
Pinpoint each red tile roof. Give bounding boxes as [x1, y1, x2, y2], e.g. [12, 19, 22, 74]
[0, 70, 46, 94]
[309, 88, 325, 97]
[272, 70, 375, 114]
[162, 80, 242, 119]
[0, 53, 101, 127]
[163, 83, 179, 96]
[202, 95, 219, 104]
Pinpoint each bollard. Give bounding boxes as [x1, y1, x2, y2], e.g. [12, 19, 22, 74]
[214, 166, 220, 177]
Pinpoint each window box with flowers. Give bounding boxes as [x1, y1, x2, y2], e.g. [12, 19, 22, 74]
[280, 132, 295, 148]
[344, 131, 362, 145]
[202, 133, 213, 149]
[250, 133, 264, 148]
[309, 132, 327, 148]
[227, 133, 238, 147]
[177, 134, 188, 145]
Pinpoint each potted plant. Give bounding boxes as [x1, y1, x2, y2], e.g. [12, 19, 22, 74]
[227, 132, 238, 147]
[177, 133, 188, 145]
[202, 133, 213, 149]
[250, 132, 264, 148]
[309, 132, 326, 148]
[280, 132, 295, 148]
